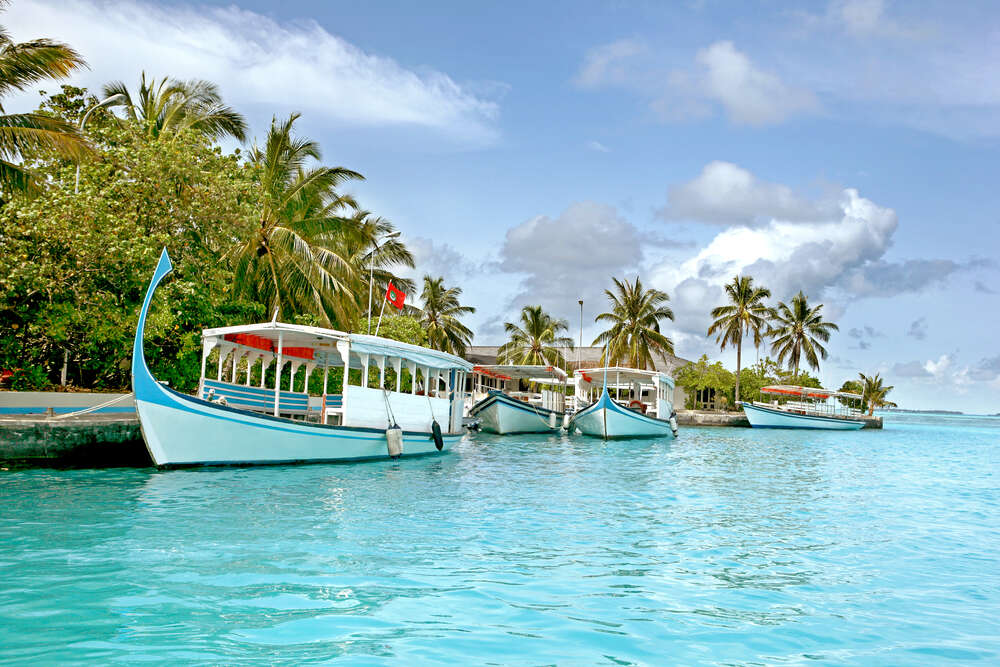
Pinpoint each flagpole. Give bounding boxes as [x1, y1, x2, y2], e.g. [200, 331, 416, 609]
[374, 293, 389, 337]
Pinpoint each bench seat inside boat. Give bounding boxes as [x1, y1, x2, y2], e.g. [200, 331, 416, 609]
[200, 379, 338, 416]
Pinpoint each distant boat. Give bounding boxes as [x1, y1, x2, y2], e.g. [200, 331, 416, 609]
[741, 385, 865, 430]
[568, 366, 677, 439]
[467, 364, 568, 434]
[132, 249, 473, 467]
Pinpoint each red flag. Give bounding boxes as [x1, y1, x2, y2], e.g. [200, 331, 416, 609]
[385, 281, 406, 309]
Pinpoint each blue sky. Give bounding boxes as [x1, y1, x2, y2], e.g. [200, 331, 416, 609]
[11, 0, 1000, 412]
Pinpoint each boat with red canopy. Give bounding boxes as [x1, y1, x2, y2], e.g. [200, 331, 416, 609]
[132, 249, 473, 466]
[741, 385, 865, 430]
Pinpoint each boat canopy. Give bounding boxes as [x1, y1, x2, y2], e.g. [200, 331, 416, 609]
[473, 364, 568, 383]
[200, 323, 473, 371]
[575, 367, 674, 387]
[761, 385, 862, 400]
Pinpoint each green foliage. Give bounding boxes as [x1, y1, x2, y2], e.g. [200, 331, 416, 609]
[0, 8, 90, 197]
[858, 372, 897, 414]
[419, 275, 474, 356]
[768, 291, 839, 377]
[375, 315, 427, 347]
[0, 86, 261, 391]
[498, 305, 573, 368]
[593, 276, 674, 369]
[708, 274, 771, 402]
[676, 354, 735, 394]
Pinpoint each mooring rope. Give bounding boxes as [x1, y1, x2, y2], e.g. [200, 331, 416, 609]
[51, 393, 134, 420]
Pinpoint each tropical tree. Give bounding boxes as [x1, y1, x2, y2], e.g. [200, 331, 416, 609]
[0, 4, 90, 196]
[102, 72, 247, 142]
[498, 305, 573, 367]
[228, 113, 365, 327]
[418, 276, 475, 356]
[858, 372, 897, 415]
[593, 276, 674, 369]
[768, 291, 839, 377]
[347, 212, 415, 326]
[707, 275, 772, 403]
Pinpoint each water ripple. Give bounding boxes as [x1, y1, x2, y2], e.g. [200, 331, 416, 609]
[1, 414, 999, 664]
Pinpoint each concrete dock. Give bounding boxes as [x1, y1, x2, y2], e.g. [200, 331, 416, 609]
[0, 414, 150, 467]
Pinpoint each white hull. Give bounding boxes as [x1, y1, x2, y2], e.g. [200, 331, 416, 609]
[132, 250, 460, 467]
[742, 403, 865, 430]
[137, 394, 457, 466]
[570, 391, 675, 439]
[469, 393, 560, 435]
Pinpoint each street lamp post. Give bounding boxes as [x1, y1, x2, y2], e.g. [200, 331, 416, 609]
[367, 230, 401, 334]
[74, 94, 126, 194]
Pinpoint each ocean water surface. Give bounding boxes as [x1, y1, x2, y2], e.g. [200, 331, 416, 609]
[2, 413, 998, 664]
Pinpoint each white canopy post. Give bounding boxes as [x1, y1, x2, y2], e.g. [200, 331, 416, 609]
[274, 332, 283, 417]
[304, 362, 316, 393]
[394, 358, 402, 393]
[260, 356, 272, 388]
[377, 355, 386, 389]
[198, 337, 216, 399]
[360, 353, 370, 388]
[336, 340, 351, 416]
[409, 362, 417, 394]
[323, 364, 329, 395]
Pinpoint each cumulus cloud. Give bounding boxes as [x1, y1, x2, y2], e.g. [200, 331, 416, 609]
[498, 201, 645, 335]
[659, 161, 839, 225]
[974, 280, 996, 294]
[970, 355, 1000, 382]
[848, 325, 883, 350]
[649, 164, 977, 338]
[401, 237, 480, 285]
[892, 360, 932, 378]
[574, 40, 816, 127]
[692, 41, 818, 126]
[6, 0, 500, 145]
[906, 317, 928, 340]
[574, 38, 647, 88]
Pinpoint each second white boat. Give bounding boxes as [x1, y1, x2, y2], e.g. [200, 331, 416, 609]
[568, 367, 678, 439]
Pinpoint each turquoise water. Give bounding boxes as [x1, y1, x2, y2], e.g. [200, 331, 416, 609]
[2, 414, 998, 664]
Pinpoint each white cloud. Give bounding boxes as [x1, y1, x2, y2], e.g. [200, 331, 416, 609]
[497, 202, 645, 339]
[660, 160, 839, 224]
[693, 41, 818, 126]
[575, 39, 817, 127]
[402, 237, 480, 285]
[6, 0, 500, 145]
[649, 164, 978, 340]
[586, 140, 611, 153]
[574, 38, 647, 88]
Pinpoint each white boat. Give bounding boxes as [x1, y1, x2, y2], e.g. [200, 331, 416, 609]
[741, 385, 865, 430]
[568, 367, 677, 439]
[467, 364, 568, 434]
[132, 249, 473, 467]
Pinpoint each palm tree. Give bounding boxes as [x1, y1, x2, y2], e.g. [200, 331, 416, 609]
[498, 305, 573, 367]
[349, 212, 415, 324]
[593, 276, 674, 370]
[707, 275, 772, 403]
[0, 6, 90, 196]
[419, 276, 475, 356]
[228, 113, 366, 326]
[102, 72, 247, 142]
[768, 291, 839, 378]
[858, 372, 897, 415]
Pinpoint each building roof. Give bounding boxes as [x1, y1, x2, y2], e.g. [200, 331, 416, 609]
[465, 346, 691, 375]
